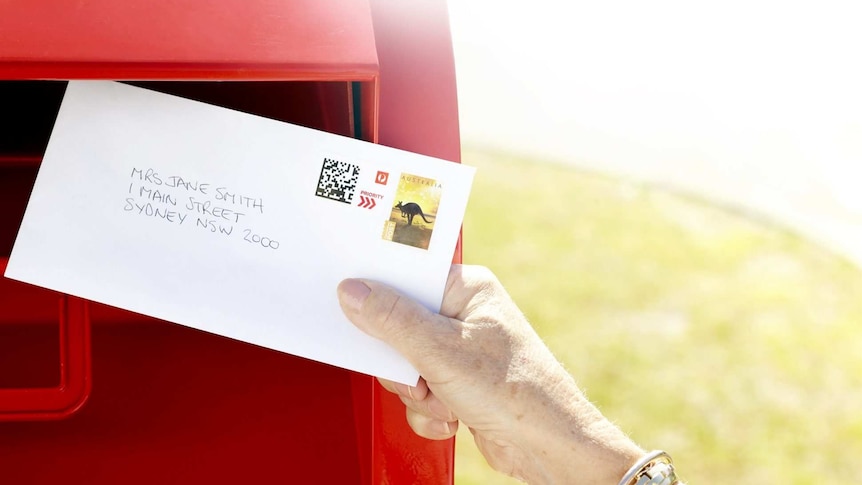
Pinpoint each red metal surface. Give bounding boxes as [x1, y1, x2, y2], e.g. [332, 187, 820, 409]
[0, 260, 92, 421]
[367, 0, 461, 483]
[0, 0, 380, 142]
[0, 162, 91, 421]
[1, 322, 369, 483]
[0, 0, 460, 482]
[0, 82, 377, 482]
[0, 0, 378, 81]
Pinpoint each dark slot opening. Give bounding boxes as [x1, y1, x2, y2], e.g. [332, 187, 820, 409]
[0, 165, 38, 257]
[0, 80, 355, 163]
[128, 81, 354, 138]
[0, 81, 67, 158]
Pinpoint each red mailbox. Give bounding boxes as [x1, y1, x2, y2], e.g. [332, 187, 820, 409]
[0, 0, 461, 483]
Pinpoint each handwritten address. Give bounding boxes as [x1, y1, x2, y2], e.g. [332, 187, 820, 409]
[124, 167, 279, 249]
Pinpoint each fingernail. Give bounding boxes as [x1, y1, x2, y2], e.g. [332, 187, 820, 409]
[339, 279, 371, 312]
[439, 420, 452, 436]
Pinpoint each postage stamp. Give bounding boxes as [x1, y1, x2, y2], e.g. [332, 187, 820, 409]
[382, 173, 442, 250]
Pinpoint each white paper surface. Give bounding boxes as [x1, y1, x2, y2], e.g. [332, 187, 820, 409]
[5, 81, 474, 385]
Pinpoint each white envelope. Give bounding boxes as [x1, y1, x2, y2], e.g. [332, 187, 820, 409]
[4, 81, 475, 385]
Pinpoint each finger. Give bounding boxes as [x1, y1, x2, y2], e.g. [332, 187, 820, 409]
[377, 378, 399, 394]
[377, 377, 429, 401]
[336, 278, 454, 369]
[405, 408, 459, 440]
[399, 390, 457, 422]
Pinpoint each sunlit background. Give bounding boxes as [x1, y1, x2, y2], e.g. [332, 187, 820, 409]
[451, 0, 862, 267]
[447, 1, 862, 483]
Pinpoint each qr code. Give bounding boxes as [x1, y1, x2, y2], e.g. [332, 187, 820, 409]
[315, 157, 360, 204]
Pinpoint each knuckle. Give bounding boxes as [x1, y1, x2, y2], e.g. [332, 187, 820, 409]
[405, 409, 452, 440]
[372, 290, 439, 355]
[376, 293, 403, 336]
[371, 289, 423, 341]
[464, 265, 502, 295]
[441, 265, 506, 319]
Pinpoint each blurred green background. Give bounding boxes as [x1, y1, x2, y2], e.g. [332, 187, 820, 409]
[454, 148, 862, 484]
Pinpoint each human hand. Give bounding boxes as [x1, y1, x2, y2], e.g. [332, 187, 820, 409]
[337, 265, 643, 484]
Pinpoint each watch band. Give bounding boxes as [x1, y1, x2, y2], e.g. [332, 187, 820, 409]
[617, 450, 684, 485]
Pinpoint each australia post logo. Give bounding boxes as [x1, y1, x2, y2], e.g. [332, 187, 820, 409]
[375, 171, 389, 185]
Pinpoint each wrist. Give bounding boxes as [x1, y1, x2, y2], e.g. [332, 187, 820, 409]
[520, 405, 643, 484]
[512, 370, 643, 484]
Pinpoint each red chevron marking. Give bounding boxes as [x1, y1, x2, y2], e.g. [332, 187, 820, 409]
[358, 196, 376, 209]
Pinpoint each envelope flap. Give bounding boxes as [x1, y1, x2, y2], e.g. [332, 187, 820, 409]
[0, 0, 378, 80]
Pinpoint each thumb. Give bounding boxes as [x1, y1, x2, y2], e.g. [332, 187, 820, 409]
[337, 278, 450, 369]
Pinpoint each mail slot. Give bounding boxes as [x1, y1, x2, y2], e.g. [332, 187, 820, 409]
[0, 0, 460, 483]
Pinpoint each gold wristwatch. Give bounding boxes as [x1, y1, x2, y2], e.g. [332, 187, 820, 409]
[617, 450, 684, 485]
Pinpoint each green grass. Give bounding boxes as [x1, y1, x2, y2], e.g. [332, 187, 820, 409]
[455, 148, 862, 484]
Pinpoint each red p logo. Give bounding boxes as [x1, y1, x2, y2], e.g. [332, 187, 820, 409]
[375, 171, 389, 185]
